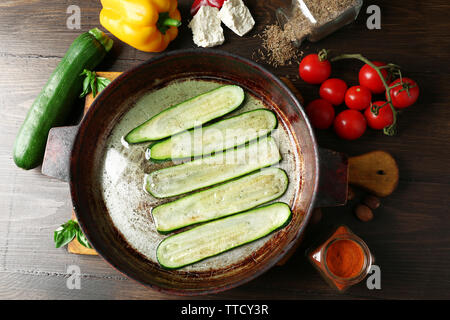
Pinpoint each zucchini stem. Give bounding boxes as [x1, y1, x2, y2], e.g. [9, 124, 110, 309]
[88, 28, 113, 52]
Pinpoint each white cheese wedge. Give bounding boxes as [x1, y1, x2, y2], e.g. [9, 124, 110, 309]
[219, 0, 255, 37]
[189, 6, 225, 48]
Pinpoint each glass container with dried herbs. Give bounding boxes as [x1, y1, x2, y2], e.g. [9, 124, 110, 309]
[277, 0, 364, 47]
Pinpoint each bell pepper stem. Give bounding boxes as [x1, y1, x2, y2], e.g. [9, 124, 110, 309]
[163, 18, 181, 27]
[157, 12, 181, 34]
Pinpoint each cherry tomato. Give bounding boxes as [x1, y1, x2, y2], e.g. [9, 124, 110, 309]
[319, 78, 348, 106]
[345, 85, 372, 110]
[299, 54, 331, 84]
[334, 109, 367, 140]
[305, 99, 335, 129]
[387, 78, 419, 109]
[364, 101, 394, 130]
[359, 61, 390, 94]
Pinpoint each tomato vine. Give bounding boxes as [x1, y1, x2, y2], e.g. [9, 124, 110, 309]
[330, 53, 401, 136]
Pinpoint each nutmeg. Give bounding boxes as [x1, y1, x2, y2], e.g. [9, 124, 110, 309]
[355, 204, 373, 222]
[363, 195, 381, 210]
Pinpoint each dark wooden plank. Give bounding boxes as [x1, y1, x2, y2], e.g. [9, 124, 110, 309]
[0, 0, 450, 300]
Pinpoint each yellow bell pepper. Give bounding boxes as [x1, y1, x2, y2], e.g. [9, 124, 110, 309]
[100, 0, 181, 52]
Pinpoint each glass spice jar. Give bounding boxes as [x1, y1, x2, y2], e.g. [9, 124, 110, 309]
[276, 0, 364, 47]
[307, 225, 374, 292]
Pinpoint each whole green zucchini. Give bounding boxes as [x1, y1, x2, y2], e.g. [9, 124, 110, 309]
[156, 202, 292, 269]
[13, 28, 113, 170]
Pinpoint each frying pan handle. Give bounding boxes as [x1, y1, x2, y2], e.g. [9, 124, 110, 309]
[41, 125, 80, 182]
[315, 148, 349, 208]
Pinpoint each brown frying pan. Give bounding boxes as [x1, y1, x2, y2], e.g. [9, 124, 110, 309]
[43, 49, 344, 295]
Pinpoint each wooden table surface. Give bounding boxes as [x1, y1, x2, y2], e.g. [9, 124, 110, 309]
[1, 0, 449, 300]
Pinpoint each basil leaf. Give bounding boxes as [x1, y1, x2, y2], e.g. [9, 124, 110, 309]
[76, 229, 93, 249]
[96, 77, 111, 94]
[54, 219, 93, 249]
[79, 69, 111, 98]
[79, 76, 92, 98]
[54, 220, 77, 248]
[92, 78, 98, 98]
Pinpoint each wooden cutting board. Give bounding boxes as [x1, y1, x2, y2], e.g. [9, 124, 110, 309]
[67, 72, 121, 255]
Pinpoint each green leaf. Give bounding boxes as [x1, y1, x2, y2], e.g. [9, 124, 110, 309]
[54, 220, 77, 248]
[79, 69, 111, 98]
[76, 229, 93, 249]
[96, 77, 111, 93]
[53, 220, 92, 249]
[92, 79, 98, 98]
[80, 76, 91, 98]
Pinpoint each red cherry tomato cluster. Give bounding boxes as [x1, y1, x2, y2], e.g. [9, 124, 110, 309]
[300, 51, 419, 139]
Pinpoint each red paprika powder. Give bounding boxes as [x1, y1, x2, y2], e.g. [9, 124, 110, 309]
[308, 225, 373, 292]
[325, 239, 365, 279]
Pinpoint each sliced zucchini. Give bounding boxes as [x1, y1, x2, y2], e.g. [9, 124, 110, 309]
[145, 137, 281, 198]
[152, 167, 288, 233]
[156, 202, 292, 269]
[147, 109, 278, 161]
[125, 85, 245, 143]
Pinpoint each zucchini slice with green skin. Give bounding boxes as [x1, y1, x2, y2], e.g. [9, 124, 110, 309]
[145, 137, 281, 198]
[125, 85, 245, 144]
[147, 109, 278, 161]
[156, 202, 292, 269]
[152, 167, 288, 233]
[13, 28, 113, 170]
